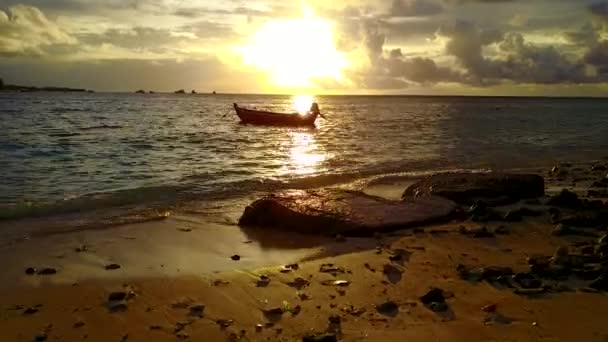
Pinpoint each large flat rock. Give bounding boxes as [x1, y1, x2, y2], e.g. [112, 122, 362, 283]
[239, 189, 457, 235]
[402, 172, 544, 205]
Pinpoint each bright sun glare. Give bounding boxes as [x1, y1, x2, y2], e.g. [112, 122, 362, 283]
[293, 94, 314, 114]
[242, 6, 347, 89]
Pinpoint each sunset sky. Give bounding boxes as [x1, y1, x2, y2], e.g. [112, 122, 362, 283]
[1, 0, 608, 95]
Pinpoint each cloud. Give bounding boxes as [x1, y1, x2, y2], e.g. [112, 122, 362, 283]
[589, 1, 608, 18]
[389, 0, 443, 17]
[0, 5, 76, 57]
[585, 41, 608, 76]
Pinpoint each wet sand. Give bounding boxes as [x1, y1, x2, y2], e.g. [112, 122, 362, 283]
[1, 161, 608, 341]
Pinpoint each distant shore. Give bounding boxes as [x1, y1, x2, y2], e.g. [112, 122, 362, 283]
[0, 84, 92, 93]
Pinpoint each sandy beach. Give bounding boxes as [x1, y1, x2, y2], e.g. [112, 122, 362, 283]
[1, 160, 608, 341]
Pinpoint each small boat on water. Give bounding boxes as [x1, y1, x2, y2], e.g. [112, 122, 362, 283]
[233, 102, 320, 127]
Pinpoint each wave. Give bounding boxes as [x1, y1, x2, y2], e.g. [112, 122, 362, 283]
[80, 124, 123, 131]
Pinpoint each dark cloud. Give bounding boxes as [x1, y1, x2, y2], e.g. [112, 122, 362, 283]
[389, 0, 443, 17]
[585, 41, 608, 75]
[589, 1, 608, 17]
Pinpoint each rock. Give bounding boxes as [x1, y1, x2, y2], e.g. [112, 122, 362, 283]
[388, 249, 412, 265]
[262, 307, 284, 322]
[512, 273, 543, 289]
[547, 189, 582, 208]
[37, 268, 57, 275]
[216, 319, 234, 328]
[319, 264, 347, 275]
[376, 301, 399, 317]
[592, 165, 607, 171]
[484, 312, 512, 325]
[34, 333, 48, 341]
[321, 280, 350, 287]
[303, 333, 338, 342]
[108, 292, 127, 301]
[552, 224, 579, 236]
[231, 254, 241, 261]
[472, 227, 495, 238]
[25, 267, 36, 275]
[74, 245, 88, 252]
[256, 275, 271, 287]
[73, 321, 85, 328]
[482, 304, 497, 313]
[285, 263, 300, 270]
[551, 246, 570, 265]
[287, 277, 310, 290]
[589, 274, 608, 291]
[383, 264, 404, 284]
[402, 172, 544, 205]
[105, 264, 121, 270]
[420, 288, 448, 312]
[239, 189, 457, 235]
[189, 304, 205, 317]
[23, 307, 39, 315]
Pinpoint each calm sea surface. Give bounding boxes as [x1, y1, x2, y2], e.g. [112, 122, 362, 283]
[1, 93, 608, 218]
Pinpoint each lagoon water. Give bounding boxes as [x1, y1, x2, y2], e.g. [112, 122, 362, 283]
[1, 92, 608, 219]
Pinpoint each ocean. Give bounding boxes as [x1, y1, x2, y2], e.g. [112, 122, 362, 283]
[1, 92, 608, 221]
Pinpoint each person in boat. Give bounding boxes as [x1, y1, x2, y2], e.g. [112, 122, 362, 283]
[310, 102, 320, 115]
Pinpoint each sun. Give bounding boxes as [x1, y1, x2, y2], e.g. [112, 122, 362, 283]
[241, 7, 348, 89]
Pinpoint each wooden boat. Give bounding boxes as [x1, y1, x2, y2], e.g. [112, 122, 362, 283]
[233, 103, 320, 127]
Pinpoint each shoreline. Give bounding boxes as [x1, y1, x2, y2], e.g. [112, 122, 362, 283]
[0, 159, 607, 341]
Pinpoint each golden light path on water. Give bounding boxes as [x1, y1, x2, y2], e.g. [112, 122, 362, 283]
[281, 94, 327, 176]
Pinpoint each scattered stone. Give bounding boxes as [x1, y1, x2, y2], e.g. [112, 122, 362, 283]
[298, 292, 311, 300]
[402, 172, 544, 205]
[319, 264, 347, 275]
[25, 267, 36, 275]
[262, 307, 284, 322]
[189, 304, 205, 317]
[420, 288, 448, 312]
[105, 264, 121, 270]
[482, 304, 497, 313]
[376, 301, 399, 317]
[383, 264, 404, 284]
[34, 333, 48, 341]
[512, 273, 543, 289]
[302, 333, 338, 342]
[255, 324, 263, 332]
[23, 307, 39, 315]
[341, 305, 366, 316]
[592, 165, 607, 171]
[37, 268, 57, 275]
[212, 279, 230, 286]
[178, 228, 192, 232]
[257, 275, 271, 287]
[73, 321, 85, 328]
[285, 263, 300, 270]
[321, 280, 350, 287]
[171, 298, 194, 309]
[216, 319, 234, 328]
[589, 275, 608, 291]
[484, 312, 513, 325]
[108, 292, 127, 301]
[74, 245, 88, 252]
[547, 189, 582, 208]
[287, 277, 310, 290]
[231, 254, 241, 261]
[388, 249, 412, 265]
[109, 303, 128, 313]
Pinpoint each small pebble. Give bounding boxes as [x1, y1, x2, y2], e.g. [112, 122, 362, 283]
[231, 255, 241, 261]
[105, 264, 121, 270]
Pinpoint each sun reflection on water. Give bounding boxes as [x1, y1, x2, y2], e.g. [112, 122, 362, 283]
[285, 131, 326, 175]
[292, 95, 314, 114]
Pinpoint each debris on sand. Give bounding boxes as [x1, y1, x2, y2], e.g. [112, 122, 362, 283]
[303, 333, 337, 342]
[287, 277, 310, 290]
[383, 264, 404, 284]
[189, 304, 205, 318]
[105, 263, 121, 270]
[25, 267, 36, 275]
[420, 288, 449, 312]
[484, 312, 513, 325]
[256, 275, 271, 287]
[388, 249, 412, 265]
[231, 254, 241, 261]
[37, 268, 57, 275]
[319, 263, 348, 275]
[321, 280, 350, 287]
[376, 301, 399, 317]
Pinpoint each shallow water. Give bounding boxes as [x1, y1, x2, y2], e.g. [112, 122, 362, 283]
[1, 93, 608, 218]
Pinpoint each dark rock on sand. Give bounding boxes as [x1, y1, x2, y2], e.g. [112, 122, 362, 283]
[420, 288, 449, 312]
[303, 333, 338, 342]
[25, 267, 36, 275]
[34, 333, 48, 341]
[512, 273, 543, 289]
[23, 307, 39, 315]
[189, 304, 205, 318]
[590, 275, 608, 291]
[383, 264, 403, 284]
[388, 249, 412, 265]
[37, 268, 57, 275]
[239, 189, 456, 235]
[402, 172, 544, 205]
[108, 292, 127, 301]
[376, 301, 399, 317]
[547, 189, 582, 208]
[287, 277, 310, 290]
[231, 254, 241, 261]
[105, 264, 121, 270]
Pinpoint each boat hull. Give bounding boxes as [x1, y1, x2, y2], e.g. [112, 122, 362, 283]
[234, 104, 318, 127]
